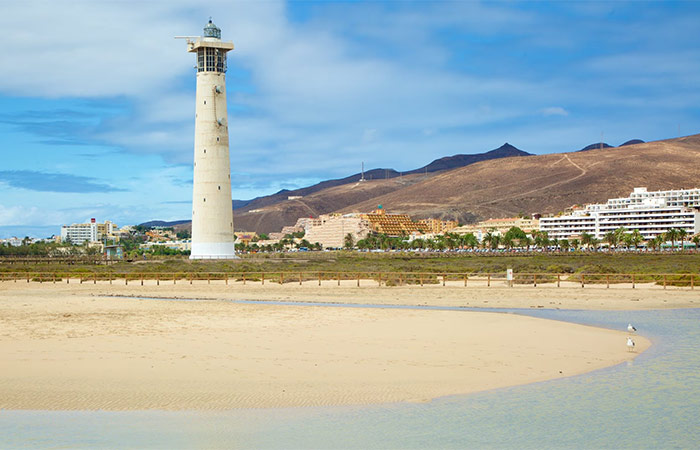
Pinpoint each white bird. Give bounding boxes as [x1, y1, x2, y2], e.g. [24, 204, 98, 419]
[628, 323, 637, 333]
[627, 337, 635, 352]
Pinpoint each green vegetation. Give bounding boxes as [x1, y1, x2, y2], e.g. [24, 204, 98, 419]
[1, 251, 698, 277]
[2, 226, 698, 283]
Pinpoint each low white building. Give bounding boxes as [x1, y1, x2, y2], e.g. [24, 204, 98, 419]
[140, 240, 192, 251]
[0, 237, 23, 247]
[540, 187, 700, 240]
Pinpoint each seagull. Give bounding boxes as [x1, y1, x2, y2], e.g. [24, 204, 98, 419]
[627, 337, 635, 352]
[627, 323, 637, 334]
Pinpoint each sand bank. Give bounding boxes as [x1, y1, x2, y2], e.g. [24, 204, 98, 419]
[0, 283, 652, 410]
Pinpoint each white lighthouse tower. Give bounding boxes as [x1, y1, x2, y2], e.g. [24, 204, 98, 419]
[183, 19, 236, 259]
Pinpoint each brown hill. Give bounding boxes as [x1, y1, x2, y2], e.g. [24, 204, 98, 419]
[234, 173, 427, 233]
[231, 143, 531, 233]
[340, 134, 700, 222]
[234, 143, 531, 215]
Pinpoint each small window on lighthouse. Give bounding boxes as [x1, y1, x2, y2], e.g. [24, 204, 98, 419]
[216, 137, 220, 142]
[203, 198, 206, 202]
[218, 186, 221, 190]
[203, 100, 206, 105]
[203, 149, 206, 154]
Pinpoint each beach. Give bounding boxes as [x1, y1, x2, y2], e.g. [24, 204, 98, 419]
[0, 282, 664, 410]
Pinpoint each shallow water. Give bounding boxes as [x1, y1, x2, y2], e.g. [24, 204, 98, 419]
[2, 307, 699, 449]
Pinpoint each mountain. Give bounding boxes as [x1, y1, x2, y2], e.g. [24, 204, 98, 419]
[138, 220, 191, 228]
[578, 142, 614, 152]
[231, 144, 532, 232]
[403, 143, 530, 175]
[339, 134, 700, 223]
[578, 139, 645, 152]
[620, 139, 645, 146]
[232, 144, 531, 214]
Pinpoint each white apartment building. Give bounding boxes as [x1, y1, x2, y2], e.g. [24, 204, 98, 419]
[61, 219, 118, 245]
[540, 187, 700, 240]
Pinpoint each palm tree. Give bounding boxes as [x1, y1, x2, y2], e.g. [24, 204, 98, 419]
[344, 233, 354, 250]
[490, 234, 501, 250]
[678, 229, 688, 251]
[533, 231, 550, 250]
[629, 229, 643, 249]
[692, 235, 700, 250]
[412, 238, 425, 250]
[460, 233, 478, 249]
[580, 232, 594, 250]
[622, 233, 634, 249]
[559, 239, 570, 251]
[501, 234, 514, 249]
[570, 238, 580, 251]
[614, 226, 628, 241]
[603, 231, 618, 250]
[664, 228, 679, 251]
[482, 232, 494, 250]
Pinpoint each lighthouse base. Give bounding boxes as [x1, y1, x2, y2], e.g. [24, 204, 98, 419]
[190, 242, 237, 260]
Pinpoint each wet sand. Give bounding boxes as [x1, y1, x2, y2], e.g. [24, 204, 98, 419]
[0, 282, 654, 410]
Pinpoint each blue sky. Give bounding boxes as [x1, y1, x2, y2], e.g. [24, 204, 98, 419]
[1, 0, 699, 238]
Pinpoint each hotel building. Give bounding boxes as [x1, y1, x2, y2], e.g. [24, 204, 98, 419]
[60, 219, 119, 245]
[304, 214, 370, 249]
[539, 187, 700, 240]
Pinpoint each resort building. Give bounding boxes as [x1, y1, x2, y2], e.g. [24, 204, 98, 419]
[303, 214, 370, 248]
[539, 187, 700, 240]
[606, 187, 700, 210]
[60, 219, 119, 245]
[417, 218, 459, 234]
[360, 208, 428, 236]
[234, 231, 258, 245]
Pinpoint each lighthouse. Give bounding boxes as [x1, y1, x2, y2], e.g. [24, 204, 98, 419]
[182, 19, 236, 259]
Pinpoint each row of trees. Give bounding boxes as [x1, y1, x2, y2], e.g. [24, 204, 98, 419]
[5, 226, 698, 257]
[234, 225, 700, 253]
[349, 227, 700, 252]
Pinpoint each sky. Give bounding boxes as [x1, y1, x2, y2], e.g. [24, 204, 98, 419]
[1, 0, 699, 238]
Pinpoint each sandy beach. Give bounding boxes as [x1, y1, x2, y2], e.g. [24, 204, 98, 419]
[0, 282, 661, 410]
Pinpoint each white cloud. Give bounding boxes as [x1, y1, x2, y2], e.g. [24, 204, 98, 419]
[0, 204, 64, 226]
[2, 0, 699, 210]
[542, 107, 569, 117]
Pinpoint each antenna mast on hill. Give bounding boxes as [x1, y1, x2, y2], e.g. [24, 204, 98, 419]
[360, 162, 366, 182]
